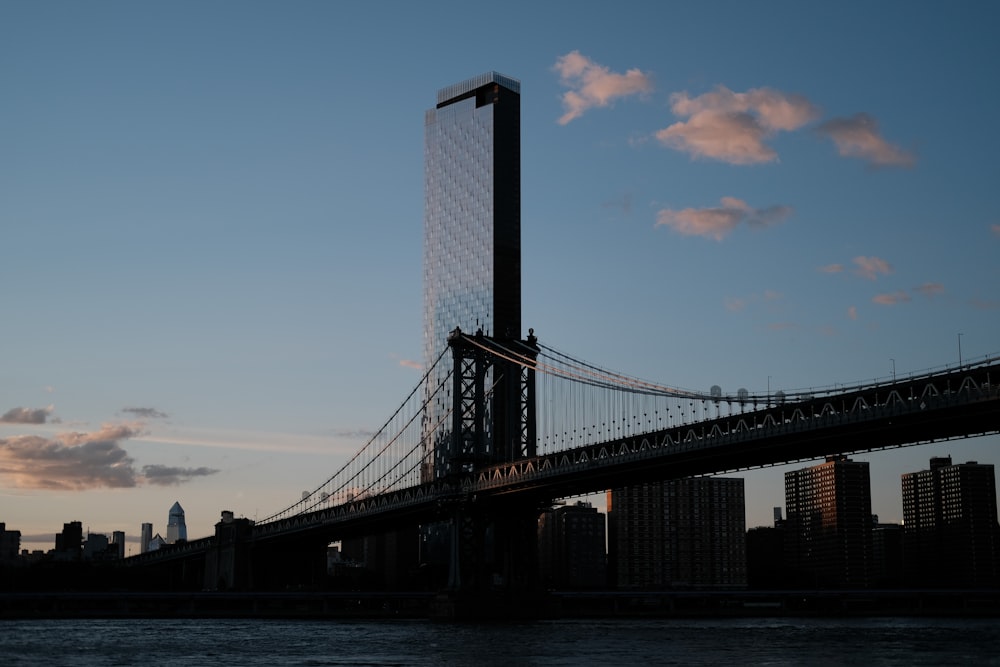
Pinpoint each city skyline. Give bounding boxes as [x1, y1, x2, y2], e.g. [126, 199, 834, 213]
[2, 2, 999, 551]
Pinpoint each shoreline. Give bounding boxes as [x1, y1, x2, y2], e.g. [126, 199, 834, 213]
[2, 589, 999, 620]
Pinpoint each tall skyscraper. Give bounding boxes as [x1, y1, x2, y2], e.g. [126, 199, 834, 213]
[784, 456, 872, 588]
[423, 71, 521, 480]
[166, 501, 187, 543]
[140, 522, 153, 554]
[112, 530, 126, 559]
[902, 456, 999, 587]
[608, 478, 747, 589]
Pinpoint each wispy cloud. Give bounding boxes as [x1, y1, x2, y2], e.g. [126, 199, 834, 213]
[1, 405, 54, 424]
[853, 256, 892, 280]
[333, 429, 375, 440]
[991, 224, 1000, 237]
[873, 291, 912, 305]
[817, 113, 916, 167]
[847, 305, 858, 320]
[819, 263, 844, 274]
[656, 197, 792, 240]
[655, 86, 820, 164]
[725, 291, 783, 314]
[0, 421, 218, 491]
[122, 407, 169, 419]
[914, 282, 944, 298]
[553, 51, 653, 125]
[141, 464, 217, 486]
[724, 297, 747, 312]
[398, 359, 422, 371]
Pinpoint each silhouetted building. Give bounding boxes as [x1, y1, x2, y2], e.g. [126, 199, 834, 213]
[54, 521, 83, 560]
[871, 520, 903, 588]
[341, 525, 421, 590]
[112, 530, 126, 559]
[902, 456, 1000, 587]
[166, 501, 187, 543]
[147, 533, 167, 552]
[83, 533, 109, 560]
[784, 456, 872, 588]
[608, 477, 746, 589]
[746, 509, 786, 589]
[0, 523, 21, 563]
[538, 501, 606, 589]
[422, 71, 522, 481]
[140, 522, 153, 554]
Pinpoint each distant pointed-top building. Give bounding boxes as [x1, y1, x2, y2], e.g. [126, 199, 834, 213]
[166, 501, 187, 543]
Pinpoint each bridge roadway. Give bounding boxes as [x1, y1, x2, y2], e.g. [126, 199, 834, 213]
[129, 359, 1000, 566]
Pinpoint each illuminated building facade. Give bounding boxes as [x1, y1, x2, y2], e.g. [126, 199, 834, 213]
[784, 456, 872, 588]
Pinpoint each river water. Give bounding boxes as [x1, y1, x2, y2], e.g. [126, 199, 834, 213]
[2, 617, 998, 665]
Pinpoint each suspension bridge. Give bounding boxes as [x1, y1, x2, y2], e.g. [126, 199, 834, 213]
[126, 328, 1000, 600]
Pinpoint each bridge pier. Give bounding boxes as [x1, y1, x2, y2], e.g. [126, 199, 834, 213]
[434, 495, 543, 619]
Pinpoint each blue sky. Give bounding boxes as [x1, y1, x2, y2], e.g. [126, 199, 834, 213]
[2, 1, 998, 552]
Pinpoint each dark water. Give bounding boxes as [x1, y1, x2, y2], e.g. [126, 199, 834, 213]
[2, 617, 999, 666]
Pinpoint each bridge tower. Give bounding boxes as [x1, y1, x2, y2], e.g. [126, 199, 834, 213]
[434, 327, 541, 615]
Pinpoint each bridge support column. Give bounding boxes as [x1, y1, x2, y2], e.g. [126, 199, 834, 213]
[435, 496, 544, 620]
[204, 511, 254, 591]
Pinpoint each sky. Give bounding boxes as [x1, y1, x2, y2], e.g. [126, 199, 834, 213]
[2, 1, 999, 553]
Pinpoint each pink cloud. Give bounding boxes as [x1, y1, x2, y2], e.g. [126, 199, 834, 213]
[398, 359, 422, 371]
[847, 305, 858, 320]
[991, 224, 1000, 237]
[656, 196, 792, 241]
[853, 256, 892, 280]
[655, 86, 820, 164]
[554, 51, 653, 125]
[873, 291, 911, 305]
[817, 113, 916, 167]
[914, 282, 944, 298]
[819, 263, 844, 274]
[724, 297, 747, 312]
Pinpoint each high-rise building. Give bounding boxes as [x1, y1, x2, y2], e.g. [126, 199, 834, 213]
[902, 456, 999, 587]
[784, 456, 872, 588]
[537, 501, 607, 589]
[423, 71, 521, 480]
[112, 530, 126, 559]
[0, 523, 21, 563]
[55, 521, 83, 559]
[166, 501, 187, 543]
[140, 522, 153, 554]
[608, 478, 747, 589]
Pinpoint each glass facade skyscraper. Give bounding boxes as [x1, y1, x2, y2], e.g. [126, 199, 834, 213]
[423, 72, 521, 479]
